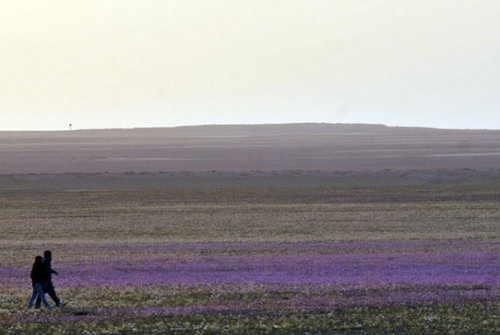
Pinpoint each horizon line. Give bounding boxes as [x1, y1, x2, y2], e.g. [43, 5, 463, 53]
[1, 122, 499, 132]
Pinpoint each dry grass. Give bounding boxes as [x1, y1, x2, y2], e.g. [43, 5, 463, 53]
[1, 179, 499, 266]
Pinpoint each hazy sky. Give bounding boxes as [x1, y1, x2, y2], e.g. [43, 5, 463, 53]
[1, 0, 499, 130]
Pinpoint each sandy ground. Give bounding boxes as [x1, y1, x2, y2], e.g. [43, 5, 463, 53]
[1, 123, 500, 174]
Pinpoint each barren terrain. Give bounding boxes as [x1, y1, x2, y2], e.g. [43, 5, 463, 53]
[1, 123, 500, 174]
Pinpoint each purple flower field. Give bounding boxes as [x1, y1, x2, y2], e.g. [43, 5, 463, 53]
[2, 179, 500, 333]
[2, 241, 499, 331]
[2, 242, 499, 301]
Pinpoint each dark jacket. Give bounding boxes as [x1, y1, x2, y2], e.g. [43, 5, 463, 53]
[43, 258, 56, 282]
[30, 263, 47, 285]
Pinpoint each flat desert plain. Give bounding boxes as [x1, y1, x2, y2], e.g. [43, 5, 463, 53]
[0, 124, 499, 334]
[2, 123, 500, 173]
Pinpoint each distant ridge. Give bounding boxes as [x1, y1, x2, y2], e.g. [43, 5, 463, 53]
[1, 123, 500, 174]
[1, 123, 495, 138]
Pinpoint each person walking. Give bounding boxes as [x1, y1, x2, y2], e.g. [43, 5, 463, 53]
[28, 256, 53, 310]
[35, 250, 66, 308]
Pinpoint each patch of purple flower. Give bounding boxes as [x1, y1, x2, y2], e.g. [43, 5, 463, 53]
[59, 251, 500, 287]
[3, 243, 499, 289]
[3, 241, 499, 327]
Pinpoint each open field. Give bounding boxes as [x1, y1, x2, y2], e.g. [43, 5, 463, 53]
[1, 170, 499, 334]
[1, 125, 500, 333]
